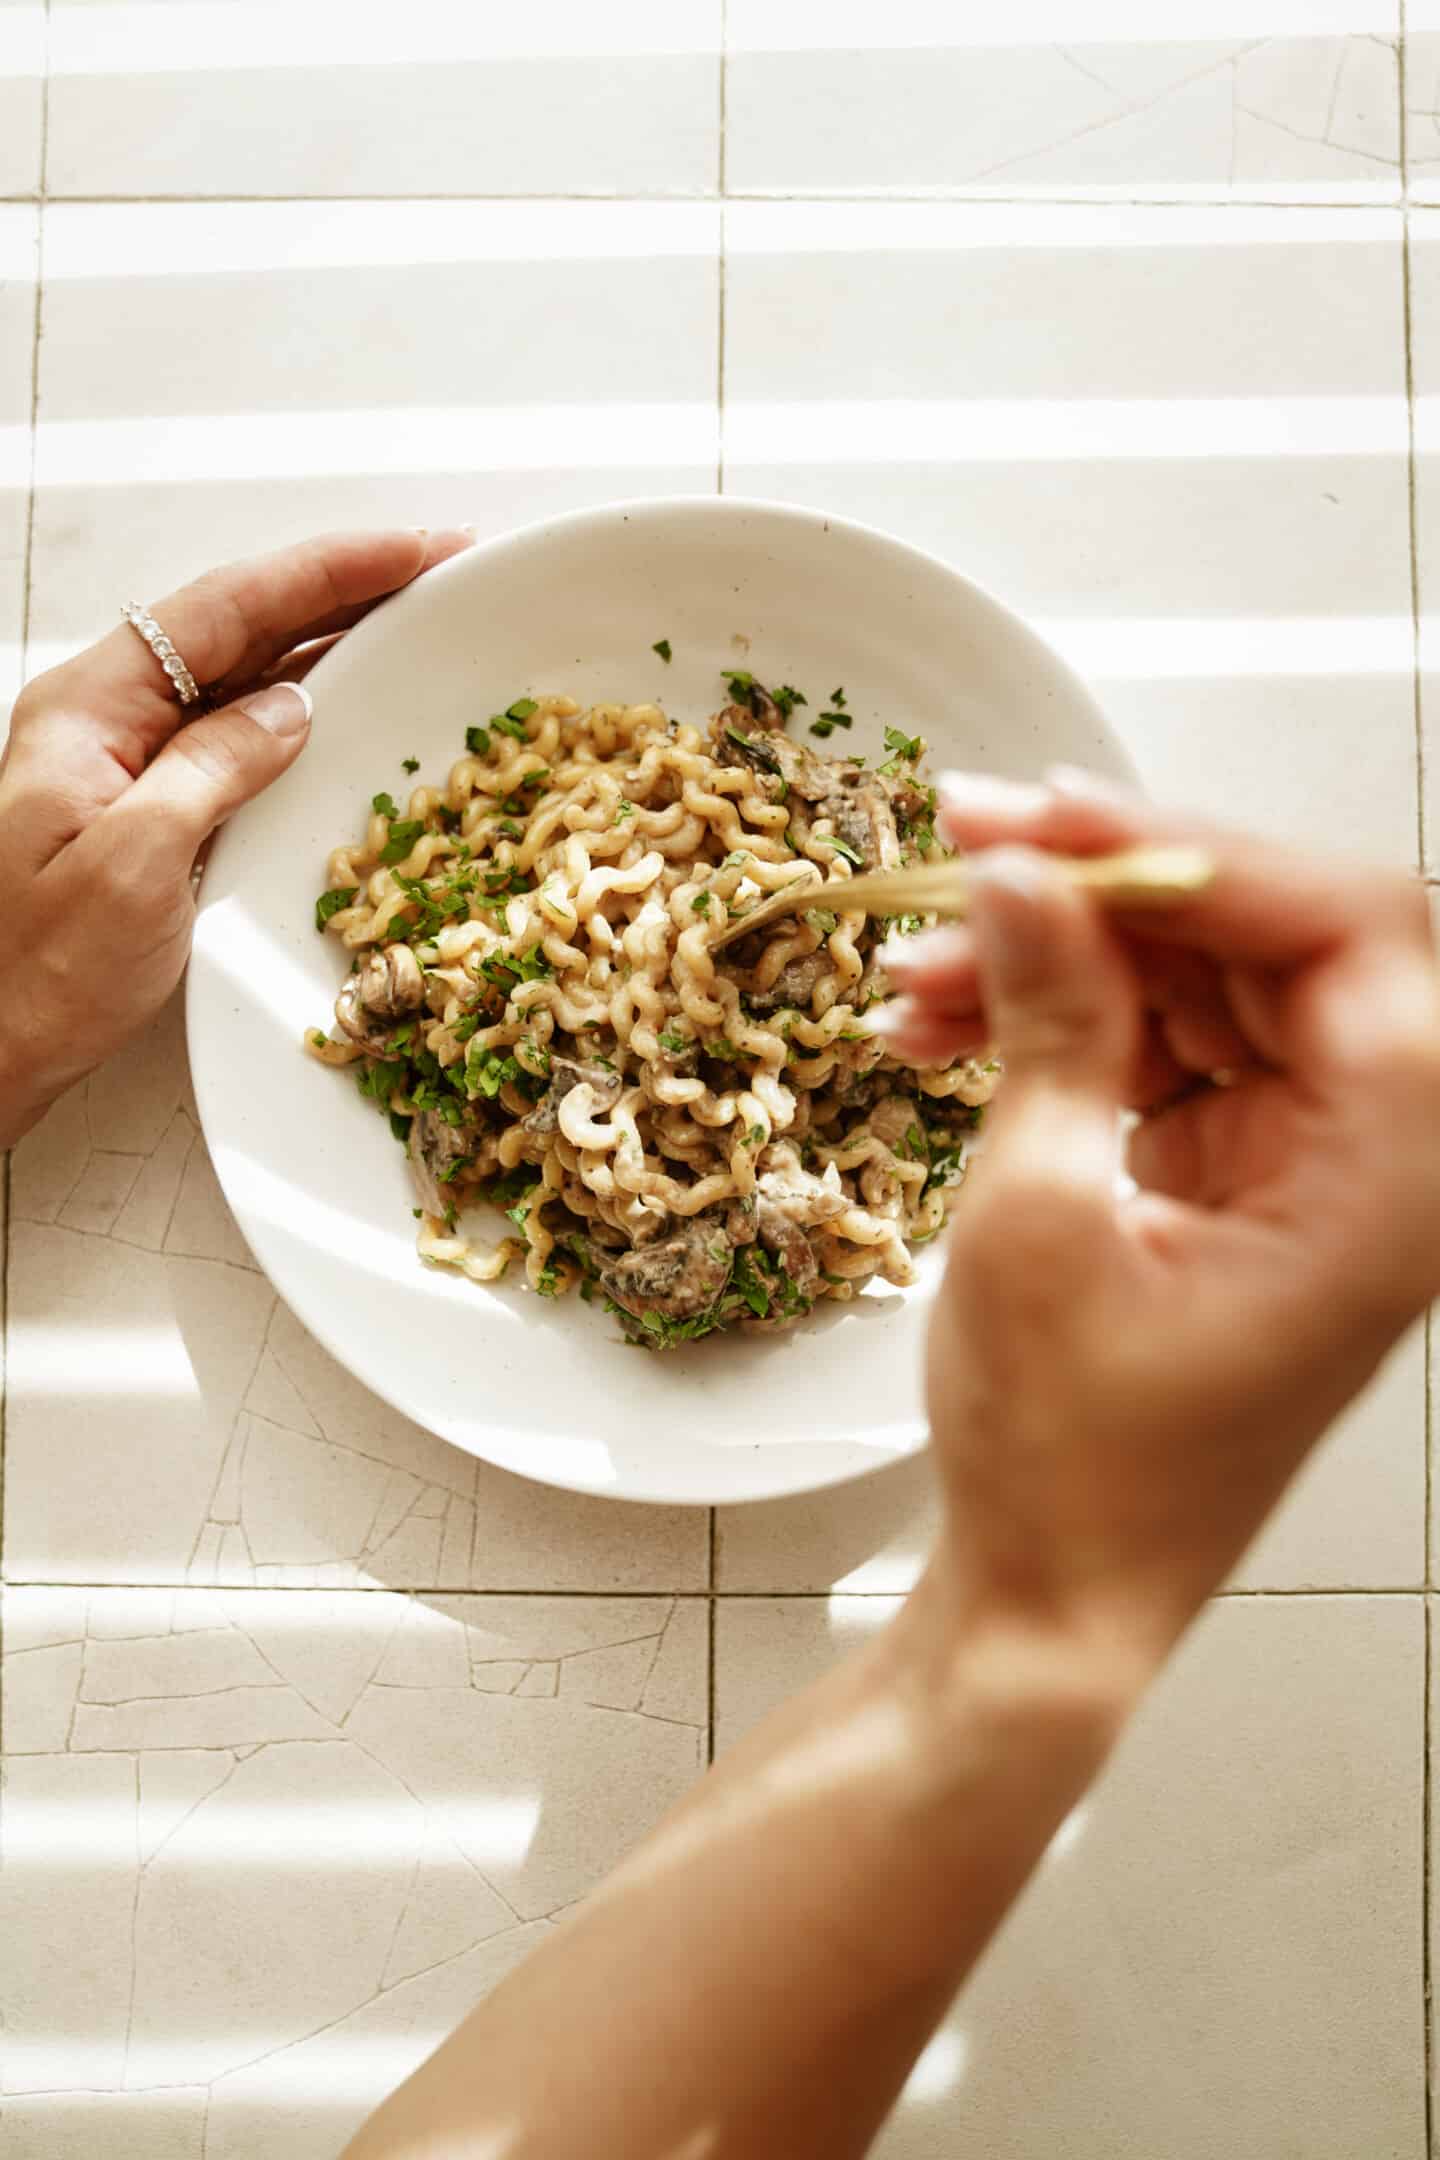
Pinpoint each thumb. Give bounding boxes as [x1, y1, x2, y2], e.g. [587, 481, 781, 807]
[110, 680, 313, 866]
[966, 845, 1139, 1225]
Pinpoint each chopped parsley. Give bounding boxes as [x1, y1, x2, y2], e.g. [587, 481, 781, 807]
[809, 688, 852, 739]
[730, 1246, 772, 1318]
[652, 638, 672, 663]
[356, 1057, 407, 1105]
[706, 1037, 740, 1061]
[479, 944, 553, 993]
[657, 1027, 691, 1053]
[819, 835, 865, 868]
[742, 1123, 765, 1148]
[465, 725, 491, 757]
[450, 1013, 481, 1043]
[615, 799, 636, 822]
[691, 890, 711, 915]
[805, 908, 839, 937]
[314, 886, 357, 932]
[483, 1165, 542, 1212]
[371, 791, 399, 818]
[723, 668, 759, 709]
[879, 725, 923, 774]
[465, 1043, 521, 1098]
[401, 757, 420, 775]
[491, 700, 536, 741]
[724, 725, 782, 773]
[309, 1029, 329, 1049]
[378, 818, 425, 865]
[771, 684, 807, 719]
[481, 866, 532, 899]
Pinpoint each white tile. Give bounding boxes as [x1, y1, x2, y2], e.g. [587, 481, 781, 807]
[1228, 1317, 1425, 1588]
[717, 1592, 1424, 2160]
[4, 1004, 708, 1591]
[24, 199, 719, 672]
[0, 204, 36, 713]
[0, 1, 44, 197]
[726, 4, 1399, 202]
[717, 1454, 940, 1593]
[47, 0, 720, 199]
[717, 1316, 1424, 1594]
[724, 200, 1415, 864]
[1, 1585, 705, 2146]
[1404, 211, 1440, 869]
[1405, 0, 1440, 196]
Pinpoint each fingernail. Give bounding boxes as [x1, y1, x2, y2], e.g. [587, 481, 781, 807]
[859, 1000, 915, 1039]
[937, 770, 1050, 819]
[1045, 763, 1132, 806]
[876, 926, 969, 975]
[966, 847, 1059, 969]
[244, 681, 312, 739]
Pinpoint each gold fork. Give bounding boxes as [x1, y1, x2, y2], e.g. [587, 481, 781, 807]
[706, 845, 1215, 952]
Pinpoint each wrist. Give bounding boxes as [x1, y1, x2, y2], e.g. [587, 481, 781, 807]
[888, 1556, 1151, 1770]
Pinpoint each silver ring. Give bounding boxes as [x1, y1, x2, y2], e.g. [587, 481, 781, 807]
[121, 602, 202, 708]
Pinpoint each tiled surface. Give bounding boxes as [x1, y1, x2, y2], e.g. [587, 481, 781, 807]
[726, 4, 1402, 202]
[723, 198, 1417, 865]
[4, 995, 708, 1593]
[719, 1593, 1426, 2160]
[1, 1586, 706, 2154]
[45, 1, 723, 201]
[0, 1, 44, 199]
[3, 8, 1438, 2156]
[24, 199, 719, 676]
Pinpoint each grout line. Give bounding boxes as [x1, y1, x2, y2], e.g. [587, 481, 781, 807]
[0, 190, 1419, 212]
[0, 1579, 1426, 1600]
[706, 1509, 718, 1765]
[1424, 1592, 1433, 2157]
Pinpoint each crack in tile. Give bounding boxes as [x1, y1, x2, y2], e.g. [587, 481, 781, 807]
[1235, 103, 1399, 167]
[967, 37, 1266, 189]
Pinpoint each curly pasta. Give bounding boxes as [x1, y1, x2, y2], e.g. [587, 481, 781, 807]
[306, 682, 999, 1346]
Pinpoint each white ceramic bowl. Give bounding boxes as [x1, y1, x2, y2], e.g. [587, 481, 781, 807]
[188, 497, 1127, 1506]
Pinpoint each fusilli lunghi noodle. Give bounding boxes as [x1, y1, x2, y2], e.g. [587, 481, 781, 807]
[306, 679, 998, 1346]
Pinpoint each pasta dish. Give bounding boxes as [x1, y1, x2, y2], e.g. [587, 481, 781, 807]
[306, 675, 996, 1347]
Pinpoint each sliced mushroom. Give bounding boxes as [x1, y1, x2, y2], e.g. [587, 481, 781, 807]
[755, 1201, 821, 1299]
[407, 1106, 477, 1217]
[866, 1094, 922, 1151]
[744, 950, 829, 1015]
[808, 774, 901, 871]
[598, 1210, 738, 1323]
[522, 1054, 624, 1137]
[335, 943, 425, 1050]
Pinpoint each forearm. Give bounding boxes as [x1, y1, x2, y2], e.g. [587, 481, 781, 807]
[344, 1563, 1140, 2160]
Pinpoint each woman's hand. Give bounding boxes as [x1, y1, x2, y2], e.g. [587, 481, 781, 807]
[880, 770, 1440, 1685]
[0, 526, 472, 1149]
